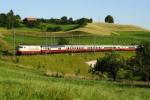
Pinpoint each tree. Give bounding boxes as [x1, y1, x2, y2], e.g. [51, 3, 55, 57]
[135, 42, 150, 85]
[0, 10, 20, 29]
[61, 16, 68, 24]
[6, 10, 14, 29]
[105, 15, 114, 23]
[89, 18, 93, 23]
[68, 17, 73, 24]
[5, 10, 21, 29]
[94, 52, 124, 81]
[58, 37, 69, 45]
[77, 18, 88, 27]
[0, 13, 7, 27]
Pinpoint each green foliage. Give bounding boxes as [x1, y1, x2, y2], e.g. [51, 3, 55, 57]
[75, 68, 80, 76]
[0, 10, 21, 29]
[39, 24, 47, 31]
[135, 42, 150, 84]
[77, 18, 92, 27]
[46, 26, 62, 32]
[0, 61, 150, 100]
[61, 16, 68, 24]
[117, 68, 133, 80]
[94, 52, 125, 81]
[0, 13, 7, 27]
[58, 37, 69, 45]
[105, 15, 114, 23]
[78, 19, 87, 27]
[37, 17, 92, 25]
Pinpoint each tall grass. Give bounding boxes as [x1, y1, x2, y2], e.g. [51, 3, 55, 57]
[2, 52, 134, 77]
[0, 61, 150, 100]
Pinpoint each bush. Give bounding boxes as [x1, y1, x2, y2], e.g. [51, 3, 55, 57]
[117, 68, 134, 80]
[46, 26, 62, 32]
[58, 37, 69, 45]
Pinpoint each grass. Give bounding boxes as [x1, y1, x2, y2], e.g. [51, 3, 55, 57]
[0, 23, 79, 33]
[2, 31, 150, 50]
[0, 23, 150, 99]
[0, 60, 150, 100]
[1, 23, 150, 50]
[40, 23, 79, 31]
[1, 52, 134, 77]
[74, 23, 148, 35]
[116, 31, 150, 41]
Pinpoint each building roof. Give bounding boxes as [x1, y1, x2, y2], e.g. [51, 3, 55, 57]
[25, 17, 37, 21]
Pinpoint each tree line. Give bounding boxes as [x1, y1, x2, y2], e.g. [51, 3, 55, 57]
[0, 10, 21, 29]
[37, 16, 93, 25]
[0, 10, 93, 30]
[0, 10, 115, 31]
[90, 42, 150, 86]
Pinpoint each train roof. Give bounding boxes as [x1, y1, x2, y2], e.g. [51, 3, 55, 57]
[18, 45, 138, 47]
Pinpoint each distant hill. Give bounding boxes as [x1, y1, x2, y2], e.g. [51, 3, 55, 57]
[73, 23, 149, 35]
[0, 22, 150, 50]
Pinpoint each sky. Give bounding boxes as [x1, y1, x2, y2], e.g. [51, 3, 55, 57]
[0, 0, 150, 29]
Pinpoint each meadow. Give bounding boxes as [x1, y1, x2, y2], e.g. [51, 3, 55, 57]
[1, 52, 134, 77]
[2, 31, 150, 50]
[0, 60, 150, 100]
[0, 23, 150, 100]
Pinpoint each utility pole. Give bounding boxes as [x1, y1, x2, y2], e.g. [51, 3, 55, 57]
[54, 34, 55, 45]
[45, 32, 47, 46]
[71, 34, 74, 56]
[45, 32, 47, 56]
[22, 33, 24, 44]
[72, 34, 73, 44]
[78, 34, 80, 45]
[50, 32, 52, 45]
[13, 29, 16, 60]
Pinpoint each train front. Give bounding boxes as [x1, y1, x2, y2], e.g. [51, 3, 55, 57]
[16, 45, 41, 55]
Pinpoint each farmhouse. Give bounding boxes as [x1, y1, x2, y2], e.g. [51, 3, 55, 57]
[24, 17, 37, 22]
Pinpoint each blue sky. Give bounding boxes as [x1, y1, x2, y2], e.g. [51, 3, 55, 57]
[0, 0, 150, 29]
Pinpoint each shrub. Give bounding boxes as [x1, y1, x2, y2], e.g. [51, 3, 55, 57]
[46, 26, 62, 32]
[57, 37, 69, 45]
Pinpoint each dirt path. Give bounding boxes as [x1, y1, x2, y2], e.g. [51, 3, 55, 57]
[86, 60, 97, 68]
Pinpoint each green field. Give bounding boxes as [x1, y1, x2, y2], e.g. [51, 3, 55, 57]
[2, 31, 150, 49]
[1, 23, 150, 50]
[0, 60, 150, 100]
[0, 23, 150, 99]
[0, 23, 79, 32]
[0, 23, 149, 77]
[1, 52, 134, 77]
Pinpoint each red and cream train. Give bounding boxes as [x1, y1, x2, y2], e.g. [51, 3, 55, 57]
[16, 45, 138, 55]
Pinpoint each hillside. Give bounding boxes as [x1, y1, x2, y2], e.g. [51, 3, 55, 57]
[0, 23, 149, 50]
[0, 60, 150, 100]
[0, 22, 149, 78]
[73, 23, 149, 35]
[0, 23, 150, 99]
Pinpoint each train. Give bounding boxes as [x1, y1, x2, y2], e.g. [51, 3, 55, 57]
[16, 45, 138, 55]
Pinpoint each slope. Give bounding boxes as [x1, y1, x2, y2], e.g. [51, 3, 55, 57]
[73, 23, 149, 35]
[0, 60, 150, 100]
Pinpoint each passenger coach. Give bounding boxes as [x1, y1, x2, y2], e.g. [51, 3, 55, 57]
[16, 45, 138, 55]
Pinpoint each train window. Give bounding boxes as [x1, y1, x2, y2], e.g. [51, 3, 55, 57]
[58, 48, 61, 50]
[18, 46, 23, 48]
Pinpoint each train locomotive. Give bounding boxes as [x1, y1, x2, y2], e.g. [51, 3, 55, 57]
[16, 45, 138, 55]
